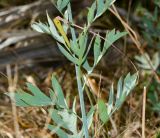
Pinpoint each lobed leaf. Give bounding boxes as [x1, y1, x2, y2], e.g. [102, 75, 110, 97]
[87, 0, 116, 25]
[48, 103, 94, 138]
[93, 35, 101, 64]
[102, 29, 127, 55]
[58, 43, 80, 65]
[108, 84, 114, 114]
[47, 13, 65, 44]
[52, 75, 68, 108]
[82, 60, 93, 74]
[70, 40, 81, 57]
[135, 52, 159, 70]
[8, 84, 53, 107]
[98, 99, 109, 123]
[87, 1, 96, 25]
[83, 30, 127, 74]
[57, 0, 70, 13]
[48, 124, 68, 138]
[98, 73, 137, 124]
[31, 22, 50, 34]
[96, 0, 105, 17]
[78, 31, 88, 58]
[7, 76, 68, 108]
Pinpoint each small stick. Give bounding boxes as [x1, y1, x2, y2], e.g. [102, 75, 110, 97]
[142, 86, 147, 138]
[7, 65, 22, 138]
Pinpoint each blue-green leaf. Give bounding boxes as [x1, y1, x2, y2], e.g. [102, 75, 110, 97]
[98, 99, 109, 123]
[70, 40, 81, 57]
[115, 73, 137, 109]
[49, 89, 57, 104]
[10, 91, 32, 107]
[135, 53, 159, 70]
[48, 124, 68, 138]
[108, 84, 114, 114]
[8, 84, 53, 107]
[47, 13, 65, 44]
[88, 0, 116, 24]
[49, 103, 79, 137]
[115, 77, 123, 109]
[57, 0, 70, 12]
[31, 22, 50, 34]
[82, 60, 93, 74]
[50, 109, 66, 126]
[104, 0, 116, 12]
[58, 43, 79, 65]
[97, 73, 137, 124]
[87, 106, 95, 129]
[52, 75, 67, 108]
[87, 1, 96, 25]
[82, 35, 102, 74]
[81, 35, 95, 65]
[94, 35, 101, 64]
[123, 73, 137, 95]
[96, 0, 105, 17]
[78, 31, 88, 58]
[63, 9, 69, 33]
[102, 29, 127, 54]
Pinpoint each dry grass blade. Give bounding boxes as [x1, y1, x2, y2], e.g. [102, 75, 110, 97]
[6, 65, 22, 138]
[109, 5, 160, 84]
[142, 86, 147, 138]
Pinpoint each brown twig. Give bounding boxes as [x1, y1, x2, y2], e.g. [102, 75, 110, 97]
[109, 5, 160, 84]
[142, 86, 147, 138]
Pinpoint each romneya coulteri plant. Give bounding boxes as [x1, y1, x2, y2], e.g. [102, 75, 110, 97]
[8, 0, 138, 138]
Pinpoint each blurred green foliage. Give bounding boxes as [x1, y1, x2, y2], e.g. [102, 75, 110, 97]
[136, 1, 160, 112]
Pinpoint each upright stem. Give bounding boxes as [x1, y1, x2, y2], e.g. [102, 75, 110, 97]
[75, 65, 89, 138]
[67, 3, 89, 137]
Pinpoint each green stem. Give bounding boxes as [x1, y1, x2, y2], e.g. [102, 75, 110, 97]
[67, 3, 89, 137]
[75, 65, 89, 138]
[67, 4, 77, 41]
